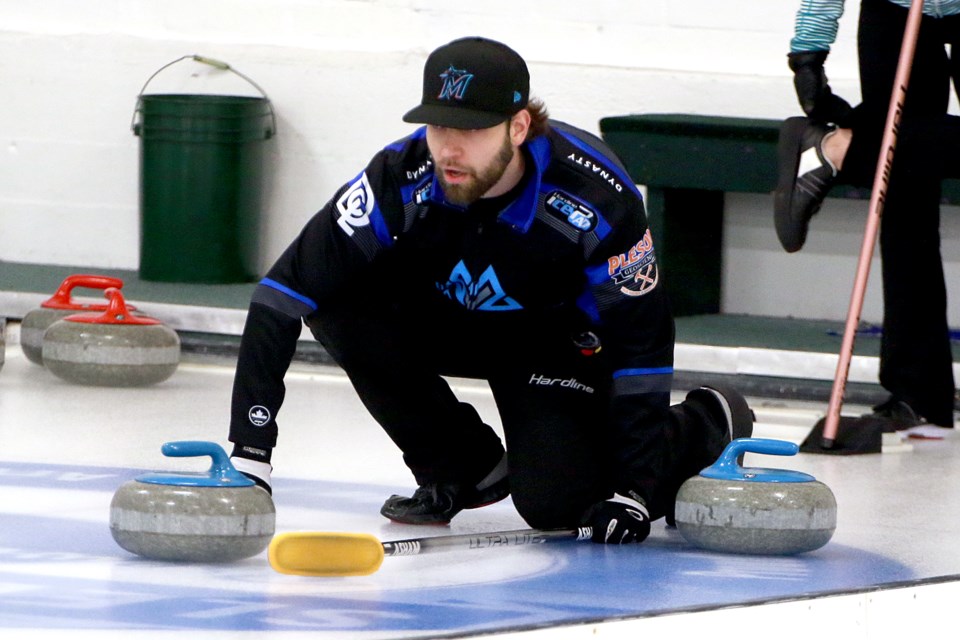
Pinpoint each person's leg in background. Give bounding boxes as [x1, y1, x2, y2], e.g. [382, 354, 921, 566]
[851, 0, 957, 425]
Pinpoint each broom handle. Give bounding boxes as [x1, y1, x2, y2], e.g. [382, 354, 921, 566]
[381, 527, 592, 557]
[822, 0, 925, 448]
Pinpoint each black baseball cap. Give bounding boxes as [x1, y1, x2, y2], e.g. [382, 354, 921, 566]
[403, 37, 529, 130]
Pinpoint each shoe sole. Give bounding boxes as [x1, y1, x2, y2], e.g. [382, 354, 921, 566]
[382, 515, 452, 525]
[774, 117, 811, 253]
[380, 485, 511, 525]
[380, 495, 508, 525]
[380, 504, 455, 526]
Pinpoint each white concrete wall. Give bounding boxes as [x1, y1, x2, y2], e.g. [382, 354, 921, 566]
[5, 0, 958, 326]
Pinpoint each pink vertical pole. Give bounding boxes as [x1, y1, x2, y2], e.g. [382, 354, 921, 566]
[821, 0, 925, 448]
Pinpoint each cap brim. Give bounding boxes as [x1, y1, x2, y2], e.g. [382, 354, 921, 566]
[402, 104, 508, 130]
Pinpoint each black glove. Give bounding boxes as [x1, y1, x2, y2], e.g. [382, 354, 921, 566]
[583, 493, 651, 544]
[788, 51, 853, 125]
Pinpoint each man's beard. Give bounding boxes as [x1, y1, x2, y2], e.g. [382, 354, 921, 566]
[437, 133, 515, 207]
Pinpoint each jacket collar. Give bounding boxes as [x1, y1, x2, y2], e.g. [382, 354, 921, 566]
[428, 134, 550, 233]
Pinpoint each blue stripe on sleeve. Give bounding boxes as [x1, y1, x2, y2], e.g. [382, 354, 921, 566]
[259, 278, 318, 312]
[613, 367, 674, 378]
[612, 367, 674, 396]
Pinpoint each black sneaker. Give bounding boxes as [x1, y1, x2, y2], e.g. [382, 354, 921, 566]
[380, 457, 509, 525]
[774, 116, 838, 253]
[686, 384, 755, 462]
[865, 396, 924, 431]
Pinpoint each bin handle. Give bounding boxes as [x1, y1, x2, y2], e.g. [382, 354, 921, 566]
[131, 54, 276, 138]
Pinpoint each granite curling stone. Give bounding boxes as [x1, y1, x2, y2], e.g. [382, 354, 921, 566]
[110, 441, 275, 562]
[21, 274, 131, 365]
[42, 287, 178, 387]
[675, 438, 836, 555]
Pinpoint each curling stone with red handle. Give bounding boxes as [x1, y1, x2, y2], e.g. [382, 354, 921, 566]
[674, 438, 837, 555]
[110, 441, 275, 562]
[20, 274, 132, 365]
[42, 288, 179, 387]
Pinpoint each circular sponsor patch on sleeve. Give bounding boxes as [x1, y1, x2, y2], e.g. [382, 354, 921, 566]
[248, 405, 271, 427]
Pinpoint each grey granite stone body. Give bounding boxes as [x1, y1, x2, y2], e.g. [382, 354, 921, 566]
[42, 320, 180, 386]
[675, 475, 837, 555]
[20, 308, 77, 364]
[110, 480, 275, 562]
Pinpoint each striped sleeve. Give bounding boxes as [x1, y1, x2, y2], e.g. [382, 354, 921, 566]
[790, 0, 846, 52]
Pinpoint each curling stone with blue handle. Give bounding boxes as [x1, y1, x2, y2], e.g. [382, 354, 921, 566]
[675, 438, 837, 555]
[110, 441, 275, 562]
[20, 274, 132, 365]
[42, 287, 178, 387]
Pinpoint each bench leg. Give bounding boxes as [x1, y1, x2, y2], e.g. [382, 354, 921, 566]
[645, 187, 724, 316]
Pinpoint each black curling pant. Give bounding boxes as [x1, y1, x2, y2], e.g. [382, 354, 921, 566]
[835, 0, 960, 425]
[306, 294, 719, 528]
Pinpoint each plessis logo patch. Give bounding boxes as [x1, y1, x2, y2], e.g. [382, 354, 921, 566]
[607, 229, 659, 297]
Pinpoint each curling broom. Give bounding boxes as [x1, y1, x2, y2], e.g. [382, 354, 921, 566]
[268, 527, 593, 577]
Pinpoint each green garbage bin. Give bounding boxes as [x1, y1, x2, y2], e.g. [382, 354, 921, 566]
[132, 55, 276, 283]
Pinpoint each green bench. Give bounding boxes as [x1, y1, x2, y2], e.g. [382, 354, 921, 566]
[599, 113, 960, 316]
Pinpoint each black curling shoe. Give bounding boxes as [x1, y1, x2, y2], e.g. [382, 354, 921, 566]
[380, 476, 510, 525]
[774, 116, 838, 253]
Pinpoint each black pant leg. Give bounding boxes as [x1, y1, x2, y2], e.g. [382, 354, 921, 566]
[306, 298, 506, 486]
[842, 0, 957, 425]
[879, 176, 956, 425]
[487, 357, 611, 530]
[487, 327, 720, 527]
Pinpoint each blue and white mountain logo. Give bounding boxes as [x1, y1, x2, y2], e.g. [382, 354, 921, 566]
[436, 260, 522, 311]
